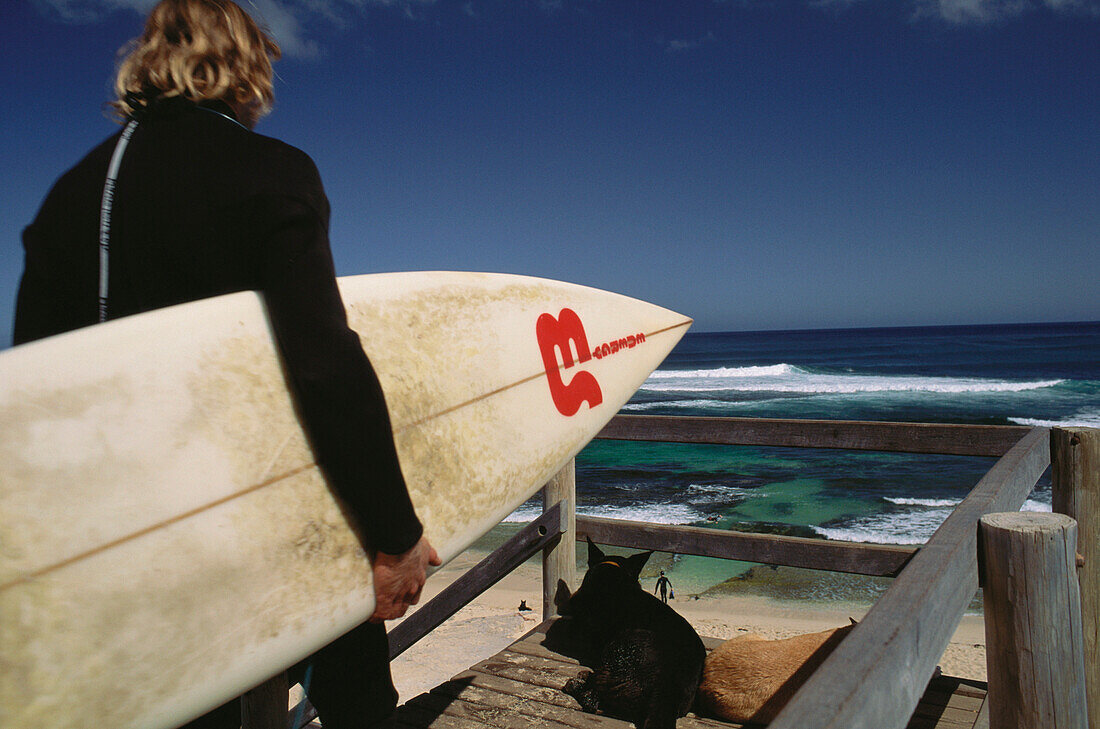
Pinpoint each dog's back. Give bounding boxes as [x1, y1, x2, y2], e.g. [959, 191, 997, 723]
[695, 623, 855, 723]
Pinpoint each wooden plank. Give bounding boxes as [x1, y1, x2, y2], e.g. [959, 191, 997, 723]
[684, 716, 744, 729]
[542, 463, 577, 619]
[394, 697, 497, 729]
[905, 717, 971, 729]
[596, 415, 1030, 457]
[915, 676, 987, 710]
[463, 652, 738, 729]
[971, 696, 990, 729]
[429, 672, 739, 729]
[433, 671, 586, 712]
[240, 672, 288, 729]
[463, 644, 742, 729]
[577, 516, 917, 577]
[913, 689, 984, 714]
[910, 703, 982, 725]
[506, 633, 583, 666]
[980, 512, 1088, 728]
[766, 426, 1050, 729]
[289, 702, 319, 729]
[906, 680, 989, 729]
[906, 717, 971, 729]
[465, 654, 587, 691]
[429, 678, 633, 729]
[409, 691, 589, 729]
[906, 716, 959, 729]
[388, 504, 566, 660]
[493, 647, 600, 679]
[1051, 427, 1100, 729]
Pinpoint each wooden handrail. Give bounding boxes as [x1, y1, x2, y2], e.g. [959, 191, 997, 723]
[271, 418, 1079, 729]
[389, 501, 568, 659]
[597, 414, 1031, 457]
[576, 516, 917, 577]
[768, 426, 1051, 729]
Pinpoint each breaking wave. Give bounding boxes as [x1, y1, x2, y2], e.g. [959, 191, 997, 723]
[640, 363, 1064, 395]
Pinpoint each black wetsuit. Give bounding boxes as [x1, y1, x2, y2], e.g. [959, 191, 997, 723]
[655, 574, 672, 603]
[15, 98, 420, 728]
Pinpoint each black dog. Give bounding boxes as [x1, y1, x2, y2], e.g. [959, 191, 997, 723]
[552, 539, 706, 729]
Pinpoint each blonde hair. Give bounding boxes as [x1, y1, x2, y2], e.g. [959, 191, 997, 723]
[111, 0, 280, 122]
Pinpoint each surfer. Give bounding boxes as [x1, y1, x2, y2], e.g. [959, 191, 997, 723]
[13, 1, 438, 727]
[654, 570, 673, 603]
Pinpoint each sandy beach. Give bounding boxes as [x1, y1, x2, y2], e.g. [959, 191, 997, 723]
[388, 550, 988, 703]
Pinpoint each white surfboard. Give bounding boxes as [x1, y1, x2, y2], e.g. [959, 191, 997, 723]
[0, 271, 691, 729]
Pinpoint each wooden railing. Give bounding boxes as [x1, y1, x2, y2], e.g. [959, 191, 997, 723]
[271, 417, 1098, 729]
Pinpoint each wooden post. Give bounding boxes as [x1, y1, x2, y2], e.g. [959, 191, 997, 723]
[1053, 427, 1100, 729]
[979, 512, 1088, 729]
[542, 460, 576, 620]
[240, 671, 288, 729]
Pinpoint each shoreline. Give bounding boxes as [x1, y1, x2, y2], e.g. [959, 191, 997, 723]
[388, 548, 987, 703]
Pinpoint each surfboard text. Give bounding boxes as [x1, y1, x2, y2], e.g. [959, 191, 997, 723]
[590, 332, 646, 360]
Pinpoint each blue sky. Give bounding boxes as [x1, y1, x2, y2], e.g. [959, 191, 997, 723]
[2, 0, 1098, 342]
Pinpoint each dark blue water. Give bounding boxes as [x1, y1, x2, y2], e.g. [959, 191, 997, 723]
[507, 321, 1100, 596]
[627, 322, 1100, 427]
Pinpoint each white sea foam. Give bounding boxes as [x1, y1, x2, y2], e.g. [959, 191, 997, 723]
[504, 502, 702, 525]
[686, 483, 762, 504]
[687, 483, 761, 496]
[581, 503, 702, 524]
[818, 493, 1054, 544]
[813, 525, 930, 546]
[1008, 409, 1100, 429]
[813, 508, 953, 545]
[640, 364, 1063, 395]
[885, 497, 960, 508]
[503, 504, 543, 522]
[647, 364, 796, 379]
[813, 523, 934, 545]
[621, 398, 738, 411]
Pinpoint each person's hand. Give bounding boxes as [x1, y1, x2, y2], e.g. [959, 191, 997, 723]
[369, 536, 441, 623]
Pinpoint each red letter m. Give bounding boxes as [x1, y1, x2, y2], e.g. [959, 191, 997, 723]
[536, 309, 604, 416]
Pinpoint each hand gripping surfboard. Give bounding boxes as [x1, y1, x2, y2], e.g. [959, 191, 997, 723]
[0, 271, 691, 729]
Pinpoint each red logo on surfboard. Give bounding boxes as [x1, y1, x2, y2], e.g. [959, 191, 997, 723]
[536, 308, 647, 416]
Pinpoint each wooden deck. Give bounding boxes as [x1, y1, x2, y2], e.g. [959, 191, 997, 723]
[382, 620, 989, 729]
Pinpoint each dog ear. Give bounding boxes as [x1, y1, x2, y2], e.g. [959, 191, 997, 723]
[586, 537, 606, 567]
[624, 550, 652, 579]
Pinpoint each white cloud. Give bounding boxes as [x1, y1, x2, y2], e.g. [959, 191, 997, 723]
[921, 0, 1100, 22]
[246, 0, 320, 58]
[664, 31, 717, 53]
[35, 0, 157, 23]
[814, 0, 1100, 23]
[35, 0, 1100, 49]
[915, 0, 1030, 22]
[34, 0, 438, 58]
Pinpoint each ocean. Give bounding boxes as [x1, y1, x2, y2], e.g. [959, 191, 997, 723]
[502, 321, 1100, 605]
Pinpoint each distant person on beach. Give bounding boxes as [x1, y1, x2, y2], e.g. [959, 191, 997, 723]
[655, 570, 673, 603]
[13, 1, 439, 727]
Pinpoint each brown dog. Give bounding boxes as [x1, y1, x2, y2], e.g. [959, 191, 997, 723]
[694, 622, 855, 724]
